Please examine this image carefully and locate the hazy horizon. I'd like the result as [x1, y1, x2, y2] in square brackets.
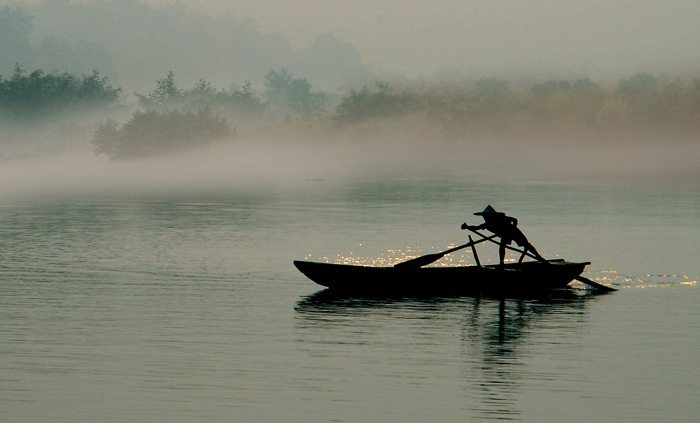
[8, 0, 700, 81]
[146, 0, 700, 79]
[2, 0, 699, 198]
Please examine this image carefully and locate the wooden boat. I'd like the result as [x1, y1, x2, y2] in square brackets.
[293, 259, 591, 295]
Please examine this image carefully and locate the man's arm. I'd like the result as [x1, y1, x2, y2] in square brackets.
[461, 222, 485, 230]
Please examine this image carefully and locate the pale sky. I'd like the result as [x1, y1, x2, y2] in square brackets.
[30, 0, 700, 78]
[149, 0, 700, 78]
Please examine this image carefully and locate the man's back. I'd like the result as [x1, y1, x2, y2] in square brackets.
[482, 214, 528, 246]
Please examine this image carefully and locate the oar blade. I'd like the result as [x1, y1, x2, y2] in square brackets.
[394, 237, 494, 269]
[575, 275, 617, 292]
[394, 253, 445, 269]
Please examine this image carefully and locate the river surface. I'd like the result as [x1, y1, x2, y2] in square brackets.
[1, 171, 699, 423]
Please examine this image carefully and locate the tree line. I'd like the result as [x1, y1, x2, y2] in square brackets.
[0, 65, 325, 122]
[90, 69, 327, 160]
[3, 64, 700, 159]
[334, 73, 700, 138]
[0, 64, 120, 121]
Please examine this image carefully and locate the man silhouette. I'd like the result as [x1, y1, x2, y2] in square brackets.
[461, 205, 546, 265]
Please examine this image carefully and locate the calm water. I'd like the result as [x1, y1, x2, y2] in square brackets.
[1, 173, 699, 423]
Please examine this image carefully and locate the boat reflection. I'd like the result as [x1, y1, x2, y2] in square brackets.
[295, 288, 601, 315]
[457, 295, 592, 420]
[295, 289, 605, 420]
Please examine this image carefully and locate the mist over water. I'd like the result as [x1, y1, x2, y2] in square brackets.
[2, 129, 698, 201]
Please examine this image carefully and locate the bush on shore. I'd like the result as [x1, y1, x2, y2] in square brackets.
[92, 107, 231, 160]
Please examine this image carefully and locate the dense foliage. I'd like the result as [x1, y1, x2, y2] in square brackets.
[92, 108, 231, 160]
[135, 72, 267, 124]
[4, 60, 700, 161]
[335, 81, 410, 123]
[263, 69, 328, 119]
[333, 73, 700, 138]
[0, 65, 120, 121]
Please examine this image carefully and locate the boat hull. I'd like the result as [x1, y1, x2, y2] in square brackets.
[293, 260, 590, 295]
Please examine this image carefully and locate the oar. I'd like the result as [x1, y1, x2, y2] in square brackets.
[394, 235, 497, 269]
[464, 228, 617, 292]
[572, 274, 616, 292]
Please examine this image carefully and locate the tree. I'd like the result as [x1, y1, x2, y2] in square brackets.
[187, 79, 217, 98]
[226, 80, 267, 120]
[263, 68, 294, 110]
[472, 77, 509, 98]
[263, 68, 327, 119]
[287, 77, 327, 118]
[531, 80, 571, 97]
[615, 73, 661, 119]
[335, 81, 407, 123]
[92, 119, 120, 157]
[135, 71, 182, 108]
[78, 70, 122, 104]
[572, 78, 599, 92]
[92, 108, 231, 160]
[617, 73, 657, 97]
[0, 65, 121, 121]
[134, 74, 268, 123]
[471, 77, 511, 118]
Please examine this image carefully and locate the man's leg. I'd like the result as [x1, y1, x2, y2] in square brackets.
[518, 248, 527, 263]
[526, 244, 546, 262]
[499, 239, 507, 265]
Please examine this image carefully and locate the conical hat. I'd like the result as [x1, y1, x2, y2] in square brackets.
[474, 205, 505, 216]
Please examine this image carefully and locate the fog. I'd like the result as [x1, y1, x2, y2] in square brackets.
[2, 0, 699, 198]
[3, 128, 697, 201]
[8, 0, 700, 88]
[0, 138, 458, 198]
[152, 0, 700, 79]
